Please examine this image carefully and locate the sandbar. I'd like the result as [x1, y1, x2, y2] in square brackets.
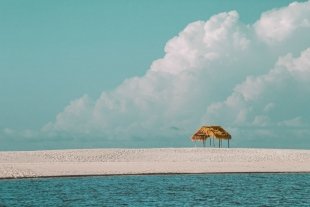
[0, 148, 310, 179]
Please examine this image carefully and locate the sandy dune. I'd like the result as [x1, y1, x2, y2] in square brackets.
[0, 148, 310, 179]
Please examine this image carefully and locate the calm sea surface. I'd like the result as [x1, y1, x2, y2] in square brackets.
[0, 173, 309, 206]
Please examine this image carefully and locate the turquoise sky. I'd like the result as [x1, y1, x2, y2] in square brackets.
[1, 0, 309, 150]
[0, 0, 301, 129]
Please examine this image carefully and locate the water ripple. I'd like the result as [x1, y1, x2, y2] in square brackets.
[0, 173, 310, 206]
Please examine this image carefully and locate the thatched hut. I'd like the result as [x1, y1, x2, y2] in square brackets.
[192, 130, 210, 147]
[191, 125, 231, 148]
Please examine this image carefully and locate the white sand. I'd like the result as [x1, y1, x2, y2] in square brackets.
[0, 148, 310, 179]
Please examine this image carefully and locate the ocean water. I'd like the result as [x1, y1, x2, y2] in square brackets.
[0, 174, 309, 207]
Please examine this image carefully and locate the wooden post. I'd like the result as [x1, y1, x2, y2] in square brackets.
[203, 139, 206, 147]
[228, 139, 230, 148]
[209, 138, 211, 146]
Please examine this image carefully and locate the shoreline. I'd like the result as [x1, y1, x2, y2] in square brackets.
[1, 171, 310, 181]
[1, 148, 310, 179]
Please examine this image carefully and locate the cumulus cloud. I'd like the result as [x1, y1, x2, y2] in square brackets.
[41, 1, 310, 148]
[205, 48, 310, 126]
[255, 1, 310, 43]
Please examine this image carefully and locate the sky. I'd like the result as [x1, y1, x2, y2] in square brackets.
[1, 0, 310, 150]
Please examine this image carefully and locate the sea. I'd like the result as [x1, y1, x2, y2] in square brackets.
[0, 173, 309, 206]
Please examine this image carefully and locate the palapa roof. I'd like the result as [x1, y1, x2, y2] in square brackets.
[192, 131, 210, 141]
[191, 125, 231, 141]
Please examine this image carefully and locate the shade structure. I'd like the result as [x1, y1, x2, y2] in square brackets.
[191, 125, 231, 148]
[192, 131, 210, 141]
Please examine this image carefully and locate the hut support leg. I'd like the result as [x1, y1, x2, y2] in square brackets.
[209, 138, 211, 146]
[219, 139, 220, 148]
[203, 140, 206, 147]
[228, 140, 230, 148]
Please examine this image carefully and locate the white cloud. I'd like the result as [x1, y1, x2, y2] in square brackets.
[150, 11, 251, 75]
[43, 95, 95, 134]
[278, 48, 310, 81]
[255, 1, 310, 43]
[1, 128, 38, 139]
[39, 1, 310, 147]
[278, 117, 304, 127]
[44, 10, 255, 138]
[204, 48, 310, 145]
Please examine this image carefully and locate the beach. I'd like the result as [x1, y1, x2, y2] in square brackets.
[0, 148, 310, 179]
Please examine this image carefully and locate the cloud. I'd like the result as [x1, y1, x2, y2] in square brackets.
[26, 1, 310, 148]
[255, 1, 310, 43]
[205, 48, 310, 126]
[204, 48, 310, 148]
[43, 95, 95, 134]
[44, 10, 255, 139]
[150, 11, 251, 75]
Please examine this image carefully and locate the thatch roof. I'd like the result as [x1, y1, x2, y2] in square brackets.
[192, 131, 210, 141]
[191, 125, 231, 141]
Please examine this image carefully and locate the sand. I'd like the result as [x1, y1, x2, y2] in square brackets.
[0, 148, 310, 179]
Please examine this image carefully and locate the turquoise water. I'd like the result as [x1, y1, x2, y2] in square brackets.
[0, 174, 309, 206]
